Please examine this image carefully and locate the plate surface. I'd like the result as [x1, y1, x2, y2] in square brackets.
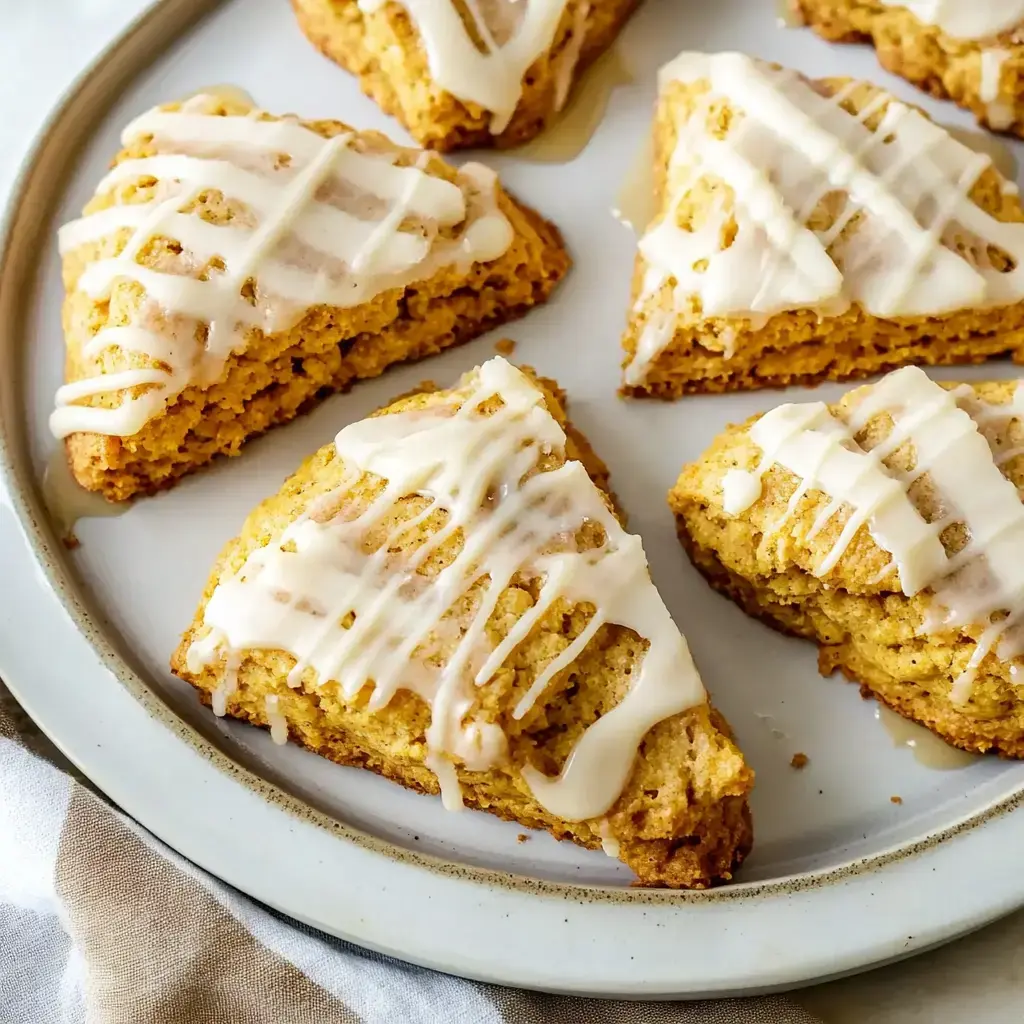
[4, 0, 1024, 998]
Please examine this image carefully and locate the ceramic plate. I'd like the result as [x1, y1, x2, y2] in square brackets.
[4, 0, 1024, 998]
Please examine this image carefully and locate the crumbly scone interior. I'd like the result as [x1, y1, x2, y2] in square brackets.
[621, 53, 1024, 395]
[173, 360, 752, 887]
[672, 370, 1024, 755]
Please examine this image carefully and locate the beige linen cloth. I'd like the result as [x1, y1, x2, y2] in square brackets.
[0, 684, 822, 1024]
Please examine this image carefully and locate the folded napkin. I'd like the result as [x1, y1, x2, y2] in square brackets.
[0, 683, 822, 1024]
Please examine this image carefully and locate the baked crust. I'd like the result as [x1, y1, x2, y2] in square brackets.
[670, 379, 1024, 758]
[621, 70, 1024, 398]
[172, 368, 754, 888]
[290, 0, 640, 150]
[795, 0, 1024, 136]
[59, 96, 570, 502]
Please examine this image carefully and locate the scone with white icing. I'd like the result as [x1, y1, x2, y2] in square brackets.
[53, 94, 569, 501]
[291, 0, 640, 150]
[172, 358, 754, 888]
[672, 365, 1024, 757]
[621, 52, 1024, 398]
[795, 1, 1024, 135]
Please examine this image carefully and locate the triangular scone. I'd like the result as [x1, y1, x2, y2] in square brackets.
[795, 1, 1024, 136]
[291, 0, 640, 150]
[671, 365, 1024, 757]
[621, 52, 1024, 397]
[172, 358, 753, 888]
[53, 94, 569, 501]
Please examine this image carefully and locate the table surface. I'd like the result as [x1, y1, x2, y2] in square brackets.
[5, 3, 1021, 1021]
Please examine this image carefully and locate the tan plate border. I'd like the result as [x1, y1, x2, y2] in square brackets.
[2, 0, 1024, 912]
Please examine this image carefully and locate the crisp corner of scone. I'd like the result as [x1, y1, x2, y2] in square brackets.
[619, 50, 1024, 399]
[50, 94, 569, 502]
[172, 356, 753, 888]
[290, 0, 640, 150]
[672, 364, 1024, 760]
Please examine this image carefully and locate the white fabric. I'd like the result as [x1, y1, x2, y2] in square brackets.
[0, 739, 71, 912]
[0, 738, 81, 1024]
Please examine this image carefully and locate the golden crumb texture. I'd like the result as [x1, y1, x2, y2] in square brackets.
[670, 379, 1024, 759]
[60, 95, 570, 502]
[622, 73, 1024, 398]
[172, 367, 754, 888]
[795, 0, 1024, 136]
[290, 0, 640, 150]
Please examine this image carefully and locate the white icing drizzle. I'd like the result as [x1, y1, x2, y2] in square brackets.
[722, 366, 1024, 701]
[625, 53, 1024, 386]
[980, 48, 1014, 129]
[51, 96, 514, 439]
[597, 818, 621, 858]
[186, 358, 705, 821]
[211, 651, 240, 717]
[357, 0, 570, 133]
[552, 1, 590, 113]
[980, 48, 1009, 102]
[880, 1, 1024, 40]
[264, 695, 289, 745]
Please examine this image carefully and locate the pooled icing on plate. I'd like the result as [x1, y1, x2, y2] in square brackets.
[357, 0, 579, 133]
[722, 365, 1024, 702]
[186, 358, 706, 821]
[51, 95, 513, 439]
[624, 52, 1024, 385]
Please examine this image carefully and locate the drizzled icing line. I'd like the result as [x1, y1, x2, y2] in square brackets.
[186, 358, 706, 822]
[357, 0, 574, 133]
[722, 366, 1024, 702]
[51, 95, 514, 440]
[977, 48, 1015, 130]
[624, 52, 1024, 385]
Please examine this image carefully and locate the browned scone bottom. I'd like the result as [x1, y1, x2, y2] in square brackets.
[60, 97, 570, 503]
[290, 0, 640, 150]
[172, 371, 753, 888]
[670, 381, 1024, 759]
[623, 302, 1024, 398]
[794, 0, 1024, 136]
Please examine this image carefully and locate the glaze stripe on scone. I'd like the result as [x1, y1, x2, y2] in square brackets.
[671, 365, 1024, 757]
[173, 358, 753, 887]
[794, 1, 1024, 135]
[621, 51, 1024, 397]
[54, 93, 569, 501]
[291, 0, 640, 150]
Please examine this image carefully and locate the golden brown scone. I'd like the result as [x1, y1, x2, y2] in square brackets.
[290, 0, 640, 150]
[56, 94, 569, 502]
[621, 53, 1024, 398]
[671, 371, 1024, 758]
[794, 0, 1024, 135]
[173, 362, 753, 888]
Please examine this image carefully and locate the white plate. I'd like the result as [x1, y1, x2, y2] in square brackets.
[4, 0, 1024, 998]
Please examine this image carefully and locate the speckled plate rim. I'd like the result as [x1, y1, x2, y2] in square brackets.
[4, 0, 1024, 997]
